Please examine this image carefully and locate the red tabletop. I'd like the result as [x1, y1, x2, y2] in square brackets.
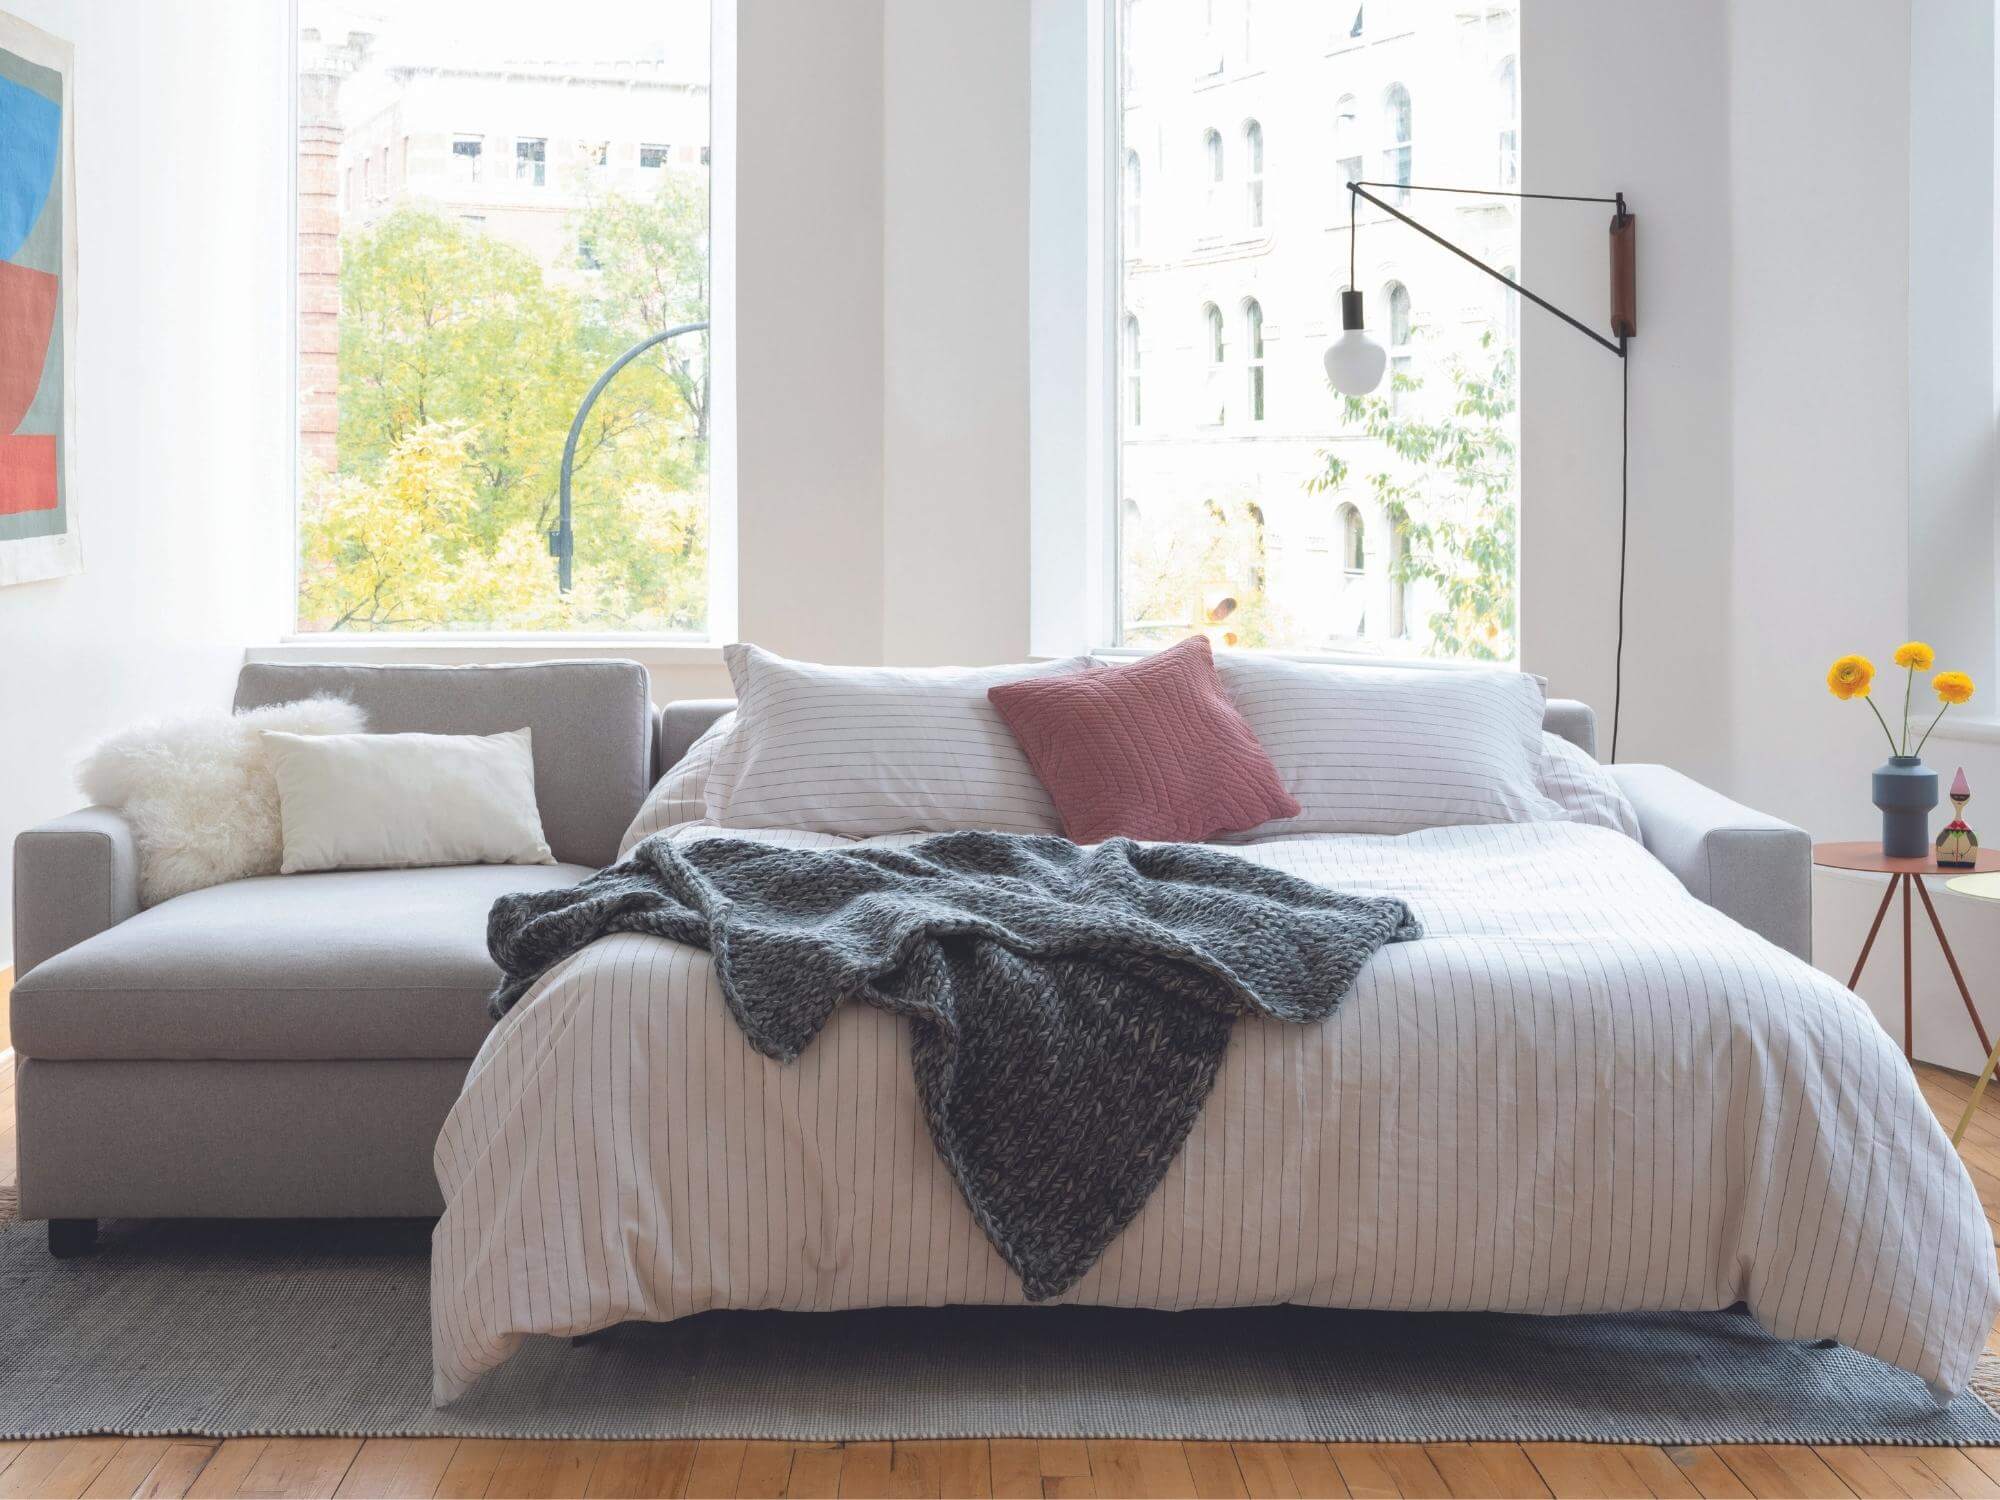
[1812, 841, 2000, 875]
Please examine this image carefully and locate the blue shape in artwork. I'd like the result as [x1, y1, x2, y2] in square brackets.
[0, 73, 60, 263]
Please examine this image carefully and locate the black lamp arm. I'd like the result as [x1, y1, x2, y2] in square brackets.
[1346, 182, 1628, 359]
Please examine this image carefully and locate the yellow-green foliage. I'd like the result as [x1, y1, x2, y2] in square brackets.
[299, 184, 709, 633]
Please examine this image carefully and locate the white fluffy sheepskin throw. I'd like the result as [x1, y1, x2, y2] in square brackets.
[76, 696, 367, 906]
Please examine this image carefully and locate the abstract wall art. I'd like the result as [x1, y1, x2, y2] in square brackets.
[0, 10, 75, 585]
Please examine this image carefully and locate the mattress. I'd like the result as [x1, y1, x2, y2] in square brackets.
[430, 819, 1998, 1404]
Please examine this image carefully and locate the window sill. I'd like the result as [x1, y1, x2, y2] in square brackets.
[1923, 714, 2000, 746]
[250, 636, 728, 668]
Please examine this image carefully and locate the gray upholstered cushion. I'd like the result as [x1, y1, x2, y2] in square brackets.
[1610, 763, 1812, 961]
[1542, 698, 1596, 757]
[12, 806, 140, 980]
[11, 863, 593, 1062]
[233, 660, 652, 867]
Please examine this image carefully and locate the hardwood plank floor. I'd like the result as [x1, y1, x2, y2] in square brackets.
[5, 954, 2000, 1497]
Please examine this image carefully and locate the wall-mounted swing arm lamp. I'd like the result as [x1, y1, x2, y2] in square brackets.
[1323, 180, 1639, 756]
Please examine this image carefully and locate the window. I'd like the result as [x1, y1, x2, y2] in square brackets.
[1202, 128, 1224, 232]
[294, 0, 717, 635]
[1123, 150, 1142, 254]
[1243, 119, 1264, 230]
[1379, 83, 1411, 203]
[1112, 0, 1518, 660]
[515, 136, 546, 186]
[1495, 55, 1518, 186]
[1243, 299, 1264, 421]
[1339, 503, 1365, 574]
[1124, 315, 1143, 427]
[640, 142, 671, 169]
[1385, 279, 1412, 407]
[1332, 94, 1361, 193]
[1202, 301, 1226, 424]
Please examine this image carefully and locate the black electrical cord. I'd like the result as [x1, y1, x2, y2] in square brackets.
[1610, 337, 1630, 763]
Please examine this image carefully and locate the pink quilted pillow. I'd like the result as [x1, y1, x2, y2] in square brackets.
[987, 636, 1300, 844]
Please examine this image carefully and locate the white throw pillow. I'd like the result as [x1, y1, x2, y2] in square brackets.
[76, 696, 368, 906]
[1212, 654, 1564, 837]
[262, 727, 554, 873]
[1538, 730, 1640, 839]
[619, 710, 736, 856]
[707, 644, 1096, 836]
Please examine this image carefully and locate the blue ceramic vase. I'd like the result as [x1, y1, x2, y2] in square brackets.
[1874, 755, 1939, 859]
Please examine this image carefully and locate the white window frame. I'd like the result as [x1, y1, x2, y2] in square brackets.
[279, 0, 739, 656]
[1028, 0, 1513, 667]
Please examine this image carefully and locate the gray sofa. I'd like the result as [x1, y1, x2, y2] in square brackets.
[9, 663, 1810, 1255]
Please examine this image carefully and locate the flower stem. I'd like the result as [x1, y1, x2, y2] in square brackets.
[1914, 703, 1952, 759]
[1867, 696, 1902, 756]
[1903, 664, 1915, 754]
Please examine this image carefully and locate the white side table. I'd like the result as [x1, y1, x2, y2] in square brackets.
[1943, 870, 2000, 1145]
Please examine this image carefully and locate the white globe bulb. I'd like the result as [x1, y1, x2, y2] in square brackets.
[1323, 330, 1388, 396]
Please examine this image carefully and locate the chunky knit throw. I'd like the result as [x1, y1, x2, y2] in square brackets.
[487, 831, 1421, 1300]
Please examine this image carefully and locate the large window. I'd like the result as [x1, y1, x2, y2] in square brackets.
[1115, 0, 1519, 661]
[295, 1, 714, 634]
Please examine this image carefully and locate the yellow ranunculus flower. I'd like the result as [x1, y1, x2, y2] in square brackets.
[1827, 655, 1875, 701]
[1895, 641, 1936, 670]
[1935, 670, 1975, 706]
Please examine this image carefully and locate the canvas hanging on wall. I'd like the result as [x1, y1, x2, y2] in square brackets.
[0, 9, 76, 586]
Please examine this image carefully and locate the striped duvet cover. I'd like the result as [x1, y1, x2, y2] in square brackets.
[430, 817, 1999, 1405]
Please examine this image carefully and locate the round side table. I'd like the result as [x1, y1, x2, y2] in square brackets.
[1945, 871, 2000, 1144]
[1813, 842, 2000, 1066]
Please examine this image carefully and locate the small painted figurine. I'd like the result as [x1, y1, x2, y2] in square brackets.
[1937, 766, 1980, 867]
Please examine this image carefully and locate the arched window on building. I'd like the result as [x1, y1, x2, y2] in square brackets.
[1338, 503, 1366, 575]
[1495, 55, 1519, 187]
[1500, 263, 1519, 343]
[1243, 299, 1265, 421]
[1380, 83, 1412, 204]
[1203, 128, 1225, 230]
[1385, 280, 1412, 405]
[1333, 95, 1362, 197]
[1123, 150, 1142, 254]
[1124, 314, 1143, 427]
[1243, 119, 1265, 230]
[1202, 301, 1227, 424]
[1387, 524, 1410, 638]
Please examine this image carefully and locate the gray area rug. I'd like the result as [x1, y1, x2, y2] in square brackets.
[3, 1219, 1999, 1445]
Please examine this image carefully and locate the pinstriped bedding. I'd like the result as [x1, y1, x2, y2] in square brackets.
[430, 811, 2000, 1406]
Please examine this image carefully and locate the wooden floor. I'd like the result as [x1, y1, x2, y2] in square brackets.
[8, 963, 2000, 1496]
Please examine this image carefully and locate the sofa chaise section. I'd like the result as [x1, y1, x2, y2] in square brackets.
[10, 659, 655, 1250]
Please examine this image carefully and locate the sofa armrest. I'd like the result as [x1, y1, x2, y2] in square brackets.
[1608, 765, 1811, 961]
[12, 807, 140, 980]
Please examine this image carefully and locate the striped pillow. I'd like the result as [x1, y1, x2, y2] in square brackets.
[707, 645, 1095, 836]
[1538, 731, 1640, 839]
[1212, 654, 1564, 838]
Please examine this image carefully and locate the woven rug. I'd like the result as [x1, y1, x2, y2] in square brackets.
[3, 1219, 1999, 1445]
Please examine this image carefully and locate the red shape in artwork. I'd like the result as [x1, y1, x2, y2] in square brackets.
[0, 260, 59, 432]
[0, 434, 57, 513]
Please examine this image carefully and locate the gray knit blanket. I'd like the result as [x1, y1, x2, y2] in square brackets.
[486, 831, 1420, 1300]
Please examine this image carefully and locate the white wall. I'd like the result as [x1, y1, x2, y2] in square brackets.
[0, 0, 293, 967]
[733, 0, 885, 667]
[1518, 0, 1735, 788]
[882, 0, 1032, 666]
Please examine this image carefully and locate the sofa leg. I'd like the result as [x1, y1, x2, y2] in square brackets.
[47, 1219, 97, 1258]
